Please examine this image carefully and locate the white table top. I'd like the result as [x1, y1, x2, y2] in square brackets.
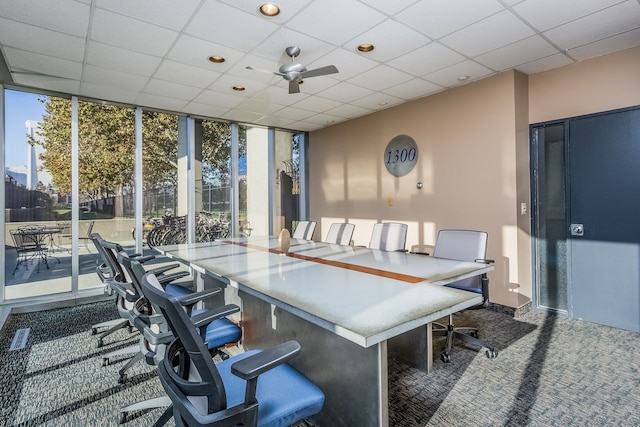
[157, 236, 493, 348]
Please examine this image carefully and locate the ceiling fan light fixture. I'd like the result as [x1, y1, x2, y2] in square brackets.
[232, 85, 245, 91]
[208, 55, 225, 63]
[259, 3, 280, 17]
[358, 43, 375, 53]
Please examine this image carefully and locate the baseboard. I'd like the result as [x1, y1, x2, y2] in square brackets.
[488, 301, 532, 318]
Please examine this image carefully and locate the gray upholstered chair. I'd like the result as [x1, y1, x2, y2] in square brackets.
[369, 222, 407, 251]
[431, 229, 497, 362]
[292, 220, 316, 240]
[324, 223, 355, 245]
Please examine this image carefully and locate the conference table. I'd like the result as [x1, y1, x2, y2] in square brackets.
[156, 236, 494, 427]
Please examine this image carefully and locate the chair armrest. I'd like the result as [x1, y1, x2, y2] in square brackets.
[175, 287, 222, 307]
[131, 254, 155, 263]
[149, 263, 182, 276]
[110, 281, 138, 302]
[231, 340, 301, 380]
[190, 304, 240, 330]
[475, 258, 495, 264]
[157, 271, 190, 285]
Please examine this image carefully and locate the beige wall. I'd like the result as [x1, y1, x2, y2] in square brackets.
[529, 46, 640, 123]
[309, 70, 526, 308]
[308, 47, 640, 309]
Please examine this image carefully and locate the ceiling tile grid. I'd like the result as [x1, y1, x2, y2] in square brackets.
[0, 0, 638, 131]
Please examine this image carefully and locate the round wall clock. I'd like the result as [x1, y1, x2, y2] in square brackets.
[384, 135, 418, 177]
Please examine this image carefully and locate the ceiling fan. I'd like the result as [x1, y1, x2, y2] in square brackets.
[246, 46, 338, 94]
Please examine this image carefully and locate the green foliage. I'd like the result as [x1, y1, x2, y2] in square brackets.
[34, 97, 238, 199]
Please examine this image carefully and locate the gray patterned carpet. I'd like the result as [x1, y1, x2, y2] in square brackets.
[1, 302, 639, 426]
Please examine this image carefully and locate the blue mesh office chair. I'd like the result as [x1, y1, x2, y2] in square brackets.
[142, 271, 325, 427]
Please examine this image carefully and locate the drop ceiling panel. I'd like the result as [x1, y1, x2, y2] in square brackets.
[4, 47, 82, 79]
[0, 0, 90, 37]
[249, 27, 335, 64]
[316, 82, 375, 103]
[91, 9, 179, 57]
[423, 60, 493, 87]
[346, 19, 432, 62]
[154, 60, 221, 88]
[325, 103, 372, 120]
[396, 0, 504, 39]
[568, 28, 640, 61]
[80, 81, 139, 104]
[193, 89, 245, 109]
[135, 93, 189, 112]
[543, 1, 640, 50]
[359, 0, 420, 15]
[475, 36, 558, 70]
[185, 1, 278, 51]
[348, 65, 413, 91]
[291, 96, 342, 113]
[13, 74, 81, 94]
[440, 10, 535, 57]
[182, 102, 230, 119]
[285, 0, 386, 45]
[388, 42, 465, 77]
[82, 64, 148, 92]
[308, 48, 378, 81]
[515, 53, 574, 75]
[167, 35, 246, 72]
[382, 78, 443, 100]
[350, 92, 405, 110]
[86, 42, 162, 77]
[513, 0, 626, 32]
[0, 18, 85, 62]
[219, 0, 314, 24]
[143, 79, 204, 101]
[95, 0, 201, 31]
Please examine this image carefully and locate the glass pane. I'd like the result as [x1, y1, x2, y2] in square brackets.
[240, 125, 268, 236]
[534, 124, 568, 311]
[274, 129, 301, 234]
[78, 100, 135, 290]
[142, 111, 181, 246]
[4, 90, 72, 299]
[197, 119, 232, 241]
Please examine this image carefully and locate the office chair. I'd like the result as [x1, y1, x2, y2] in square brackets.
[89, 233, 134, 348]
[292, 220, 316, 240]
[324, 223, 355, 245]
[141, 271, 325, 427]
[369, 222, 408, 251]
[431, 229, 497, 362]
[115, 256, 242, 426]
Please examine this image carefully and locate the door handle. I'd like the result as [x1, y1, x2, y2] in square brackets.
[570, 223, 584, 236]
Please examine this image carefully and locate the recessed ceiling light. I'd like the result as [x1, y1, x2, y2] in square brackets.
[357, 44, 374, 53]
[458, 75, 470, 81]
[208, 55, 225, 63]
[378, 102, 388, 106]
[259, 3, 280, 17]
[232, 86, 246, 91]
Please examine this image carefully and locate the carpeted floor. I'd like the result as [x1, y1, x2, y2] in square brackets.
[1, 302, 639, 426]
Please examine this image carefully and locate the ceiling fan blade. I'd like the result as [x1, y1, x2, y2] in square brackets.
[300, 65, 338, 79]
[245, 65, 284, 77]
[289, 80, 300, 94]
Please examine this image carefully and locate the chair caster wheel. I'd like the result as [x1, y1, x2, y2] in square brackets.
[441, 353, 451, 363]
[91, 328, 98, 335]
[485, 349, 497, 359]
[97, 340, 103, 348]
[470, 331, 478, 338]
[118, 375, 126, 384]
[118, 412, 126, 424]
[102, 358, 109, 367]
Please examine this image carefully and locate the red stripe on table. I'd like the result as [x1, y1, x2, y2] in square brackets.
[224, 240, 424, 284]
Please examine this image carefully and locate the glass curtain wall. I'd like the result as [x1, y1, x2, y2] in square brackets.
[77, 100, 135, 290]
[2, 88, 309, 303]
[196, 118, 233, 241]
[3, 90, 72, 299]
[141, 111, 181, 247]
[274, 130, 302, 235]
